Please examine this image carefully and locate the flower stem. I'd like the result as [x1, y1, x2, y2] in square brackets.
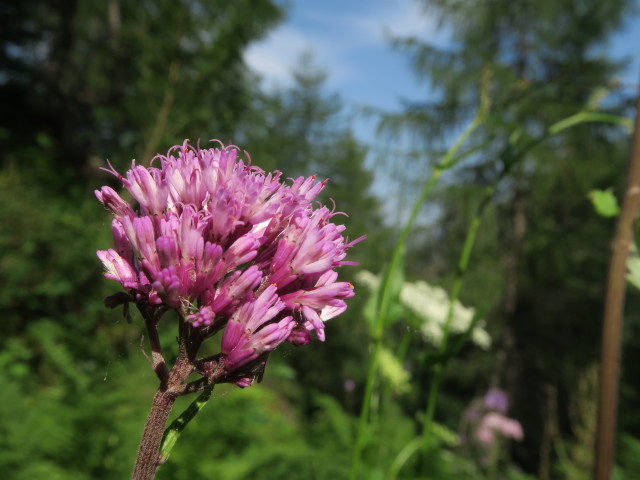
[132, 330, 194, 479]
[132, 389, 178, 480]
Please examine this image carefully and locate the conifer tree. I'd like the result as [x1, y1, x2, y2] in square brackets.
[382, 0, 635, 474]
[0, 0, 283, 179]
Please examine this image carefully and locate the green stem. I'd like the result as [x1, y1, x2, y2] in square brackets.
[419, 199, 488, 453]
[349, 114, 485, 480]
[548, 111, 631, 135]
[488, 438, 501, 479]
[349, 339, 381, 480]
[387, 437, 423, 479]
[349, 172, 441, 480]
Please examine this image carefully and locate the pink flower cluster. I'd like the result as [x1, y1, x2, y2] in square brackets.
[475, 412, 524, 446]
[96, 140, 362, 382]
[469, 388, 524, 446]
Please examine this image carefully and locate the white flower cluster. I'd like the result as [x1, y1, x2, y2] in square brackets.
[356, 271, 491, 349]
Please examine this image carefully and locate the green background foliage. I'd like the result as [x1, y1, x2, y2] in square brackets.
[0, 0, 638, 478]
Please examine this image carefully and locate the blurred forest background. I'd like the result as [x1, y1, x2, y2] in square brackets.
[1, 0, 640, 479]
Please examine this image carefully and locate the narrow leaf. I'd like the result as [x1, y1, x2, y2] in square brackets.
[159, 386, 213, 464]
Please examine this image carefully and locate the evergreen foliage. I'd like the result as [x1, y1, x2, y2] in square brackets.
[378, 0, 637, 474]
[0, 0, 638, 478]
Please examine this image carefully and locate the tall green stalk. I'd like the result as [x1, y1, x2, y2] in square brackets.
[419, 176, 500, 453]
[349, 112, 486, 480]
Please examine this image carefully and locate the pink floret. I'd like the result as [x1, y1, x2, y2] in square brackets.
[96, 140, 362, 383]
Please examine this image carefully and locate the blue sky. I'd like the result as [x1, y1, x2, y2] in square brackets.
[246, 0, 445, 112]
[245, 0, 639, 215]
[246, 0, 640, 116]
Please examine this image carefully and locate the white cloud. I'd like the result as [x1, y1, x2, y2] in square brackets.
[245, 23, 355, 88]
[244, 0, 446, 89]
[381, 0, 442, 40]
[302, 0, 442, 48]
[244, 26, 311, 85]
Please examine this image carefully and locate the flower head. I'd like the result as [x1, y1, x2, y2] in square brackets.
[484, 388, 509, 413]
[475, 412, 524, 445]
[462, 389, 523, 450]
[97, 140, 363, 385]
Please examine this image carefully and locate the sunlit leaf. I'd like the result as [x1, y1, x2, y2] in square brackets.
[588, 189, 620, 218]
[377, 346, 411, 394]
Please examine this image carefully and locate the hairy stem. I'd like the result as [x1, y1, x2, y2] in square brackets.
[131, 329, 194, 479]
[131, 389, 178, 480]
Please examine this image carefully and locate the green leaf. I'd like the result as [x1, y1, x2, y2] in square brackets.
[377, 346, 411, 394]
[313, 394, 354, 448]
[429, 421, 459, 447]
[588, 189, 620, 218]
[159, 386, 213, 464]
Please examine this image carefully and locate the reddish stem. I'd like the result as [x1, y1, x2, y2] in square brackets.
[595, 87, 640, 479]
[131, 326, 194, 479]
[131, 389, 177, 480]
